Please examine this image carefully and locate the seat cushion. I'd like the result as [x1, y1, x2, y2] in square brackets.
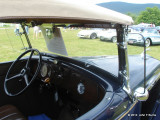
[0, 104, 26, 120]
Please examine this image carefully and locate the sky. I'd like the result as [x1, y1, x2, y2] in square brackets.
[67, 0, 160, 4]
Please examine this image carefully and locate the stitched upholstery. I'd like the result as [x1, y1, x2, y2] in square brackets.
[0, 105, 26, 120]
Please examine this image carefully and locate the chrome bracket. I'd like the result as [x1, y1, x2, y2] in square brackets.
[116, 25, 132, 100]
[117, 42, 127, 49]
[134, 87, 149, 101]
[119, 70, 132, 100]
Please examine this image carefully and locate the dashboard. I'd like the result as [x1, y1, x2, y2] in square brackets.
[35, 57, 105, 107]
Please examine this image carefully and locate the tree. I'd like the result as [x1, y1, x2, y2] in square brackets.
[137, 6, 160, 26]
[126, 12, 137, 23]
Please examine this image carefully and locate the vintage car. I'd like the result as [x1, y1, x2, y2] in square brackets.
[156, 26, 160, 33]
[98, 29, 117, 42]
[127, 28, 160, 47]
[0, 0, 160, 120]
[128, 25, 143, 33]
[77, 28, 104, 39]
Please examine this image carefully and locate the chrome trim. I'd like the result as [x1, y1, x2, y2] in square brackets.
[117, 42, 127, 49]
[134, 87, 149, 101]
[118, 68, 160, 119]
[117, 100, 138, 120]
[119, 70, 131, 97]
[123, 32, 131, 95]
[132, 67, 160, 102]
[117, 25, 131, 99]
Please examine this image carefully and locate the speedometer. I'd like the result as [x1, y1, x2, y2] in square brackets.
[41, 63, 48, 77]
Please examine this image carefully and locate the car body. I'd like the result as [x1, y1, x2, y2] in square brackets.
[127, 28, 160, 47]
[0, 0, 160, 120]
[77, 28, 104, 39]
[156, 26, 160, 33]
[128, 23, 155, 33]
[98, 29, 117, 42]
[138, 23, 153, 28]
[128, 25, 143, 33]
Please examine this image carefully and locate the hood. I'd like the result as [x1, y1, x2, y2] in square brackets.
[75, 55, 160, 91]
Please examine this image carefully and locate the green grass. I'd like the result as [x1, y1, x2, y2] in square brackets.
[0, 27, 159, 62]
[62, 29, 118, 56]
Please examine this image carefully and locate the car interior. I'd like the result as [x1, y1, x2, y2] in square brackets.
[0, 49, 113, 120]
[0, 1, 135, 119]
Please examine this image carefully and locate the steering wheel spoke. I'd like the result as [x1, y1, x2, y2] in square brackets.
[6, 74, 22, 82]
[26, 50, 34, 68]
[23, 74, 29, 86]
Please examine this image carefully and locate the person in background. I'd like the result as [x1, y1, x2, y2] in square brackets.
[152, 23, 155, 27]
[25, 26, 29, 35]
[14, 24, 20, 36]
[33, 26, 41, 39]
[33, 26, 39, 39]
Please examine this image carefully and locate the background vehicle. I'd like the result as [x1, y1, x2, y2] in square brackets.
[128, 25, 143, 33]
[138, 23, 153, 28]
[77, 28, 103, 39]
[128, 23, 155, 33]
[0, 0, 160, 120]
[156, 26, 160, 33]
[127, 28, 160, 47]
[98, 29, 117, 42]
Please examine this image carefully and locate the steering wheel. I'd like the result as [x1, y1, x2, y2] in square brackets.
[4, 49, 42, 96]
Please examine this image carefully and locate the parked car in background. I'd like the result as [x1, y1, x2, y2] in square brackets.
[0, 0, 160, 120]
[156, 26, 160, 33]
[99, 29, 117, 42]
[127, 28, 160, 47]
[77, 28, 103, 39]
[128, 23, 155, 34]
[128, 25, 143, 33]
[138, 23, 153, 28]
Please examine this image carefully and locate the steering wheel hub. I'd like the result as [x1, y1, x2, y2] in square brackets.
[20, 69, 26, 75]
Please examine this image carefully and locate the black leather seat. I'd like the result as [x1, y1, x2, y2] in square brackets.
[0, 105, 26, 120]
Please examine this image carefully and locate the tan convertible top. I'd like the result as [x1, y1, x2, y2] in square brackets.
[0, 0, 133, 25]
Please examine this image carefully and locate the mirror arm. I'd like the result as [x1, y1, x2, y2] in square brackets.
[21, 23, 32, 49]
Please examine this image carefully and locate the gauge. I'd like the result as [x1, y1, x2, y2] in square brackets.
[41, 63, 48, 77]
[77, 83, 85, 94]
[48, 66, 52, 77]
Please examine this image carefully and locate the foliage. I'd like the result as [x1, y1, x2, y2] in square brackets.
[98, 2, 160, 15]
[126, 12, 138, 23]
[137, 6, 160, 26]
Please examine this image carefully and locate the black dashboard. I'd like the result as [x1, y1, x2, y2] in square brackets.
[34, 57, 105, 110]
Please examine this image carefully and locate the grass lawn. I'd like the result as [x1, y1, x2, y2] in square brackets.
[0, 27, 159, 62]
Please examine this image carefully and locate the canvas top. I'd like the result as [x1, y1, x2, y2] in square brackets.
[0, 0, 133, 25]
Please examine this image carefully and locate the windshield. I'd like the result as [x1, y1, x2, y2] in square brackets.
[142, 29, 158, 34]
[0, 23, 160, 63]
[0, 24, 118, 61]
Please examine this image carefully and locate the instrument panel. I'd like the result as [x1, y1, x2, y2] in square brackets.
[39, 60, 60, 84]
[40, 63, 51, 78]
[37, 58, 105, 108]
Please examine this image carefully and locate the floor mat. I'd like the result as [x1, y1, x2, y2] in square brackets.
[28, 114, 51, 120]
